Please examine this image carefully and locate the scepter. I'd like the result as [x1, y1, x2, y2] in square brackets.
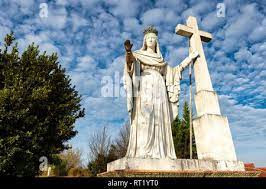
[189, 46, 197, 160]
[189, 55, 193, 160]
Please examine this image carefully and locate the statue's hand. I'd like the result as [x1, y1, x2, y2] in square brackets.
[189, 50, 200, 61]
[124, 40, 135, 70]
[124, 39, 133, 52]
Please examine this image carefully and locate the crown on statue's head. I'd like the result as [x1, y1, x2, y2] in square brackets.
[143, 26, 158, 36]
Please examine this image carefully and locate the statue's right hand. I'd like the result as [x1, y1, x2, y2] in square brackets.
[124, 39, 133, 52]
[189, 50, 200, 60]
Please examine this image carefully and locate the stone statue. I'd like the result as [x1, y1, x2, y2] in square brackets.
[105, 20, 245, 174]
[123, 26, 199, 159]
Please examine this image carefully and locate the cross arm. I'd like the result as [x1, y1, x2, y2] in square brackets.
[175, 24, 212, 42]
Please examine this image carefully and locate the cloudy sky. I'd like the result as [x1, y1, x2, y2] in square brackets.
[0, 0, 265, 166]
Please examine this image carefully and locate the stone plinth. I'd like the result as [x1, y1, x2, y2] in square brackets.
[193, 114, 237, 161]
[98, 170, 260, 177]
[194, 90, 221, 116]
[107, 158, 245, 172]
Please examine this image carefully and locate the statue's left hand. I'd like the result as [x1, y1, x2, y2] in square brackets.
[189, 51, 200, 60]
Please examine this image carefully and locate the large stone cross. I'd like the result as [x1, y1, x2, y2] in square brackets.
[176, 16, 213, 93]
[175, 16, 221, 117]
[175, 16, 238, 162]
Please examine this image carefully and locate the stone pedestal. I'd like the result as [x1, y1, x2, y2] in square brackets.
[193, 114, 237, 161]
[193, 90, 237, 161]
[107, 158, 245, 172]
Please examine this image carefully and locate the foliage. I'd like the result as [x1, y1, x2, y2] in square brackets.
[0, 33, 85, 176]
[108, 123, 130, 160]
[58, 148, 82, 172]
[68, 167, 91, 177]
[172, 101, 197, 159]
[87, 124, 130, 176]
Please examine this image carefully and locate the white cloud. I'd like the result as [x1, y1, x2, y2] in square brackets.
[75, 56, 96, 72]
[234, 48, 252, 62]
[155, 0, 187, 13]
[107, 0, 140, 17]
[141, 8, 178, 26]
[164, 45, 188, 67]
[16, 32, 60, 56]
[202, 11, 225, 31]
[221, 3, 264, 52]
[70, 12, 89, 32]
[219, 95, 266, 165]
[249, 24, 266, 43]
[68, 71, 99, 96]
[0, 25, 11, 41]
[225, 4, 257, 38]
[181, 1, 214, 20]
[123, 18, 142, 34]
[160, 31, 183, 47]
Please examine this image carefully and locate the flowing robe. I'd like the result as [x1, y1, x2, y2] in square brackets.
[123, 49, 189, 159]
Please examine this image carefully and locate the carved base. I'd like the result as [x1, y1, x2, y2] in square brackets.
[98, 169, 259, 177]
[106, 157, 245, 172]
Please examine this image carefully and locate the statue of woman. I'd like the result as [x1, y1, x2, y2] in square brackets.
[123, 26, 199, 159]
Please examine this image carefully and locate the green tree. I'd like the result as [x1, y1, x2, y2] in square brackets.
[172, 101, 197, 159]
[0, 33, 85, 176]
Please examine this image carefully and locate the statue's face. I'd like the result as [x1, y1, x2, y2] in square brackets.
[145, 33, 157, 49]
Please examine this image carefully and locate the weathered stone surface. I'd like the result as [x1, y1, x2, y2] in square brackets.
[107, 158, 245, 172]
[98, 170, 260, 177]
[194, 90, 221, 116]
[193, 114, 237, 161]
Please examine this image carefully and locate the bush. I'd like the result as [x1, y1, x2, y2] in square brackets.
[68, 167, 92, 177]
[39, 165, 59, 176]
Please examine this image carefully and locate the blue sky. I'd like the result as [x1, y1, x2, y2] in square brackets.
[0, 0, 265, 166]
